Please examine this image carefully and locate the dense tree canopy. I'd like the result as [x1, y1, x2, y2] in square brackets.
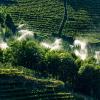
[77, 64, 100, 99]
[4, 40, 45, 69]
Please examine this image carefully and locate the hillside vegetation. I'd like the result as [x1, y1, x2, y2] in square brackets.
[0, 0, 100, 100]
[0, 0, 100, 34]
[0, 64, 88, 100]
[0, 39, 99, 99]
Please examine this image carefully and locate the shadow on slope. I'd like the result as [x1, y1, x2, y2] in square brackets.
[0, 0, 18, 5]
[68, 0, 100, 31]
[68, 0, 100, 14]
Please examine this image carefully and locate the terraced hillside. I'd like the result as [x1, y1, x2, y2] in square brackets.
[69, 0, 100, 27]
[0, 68, 87, 100]
[0, 0, 64, 34]
[1, 0, 100, 34]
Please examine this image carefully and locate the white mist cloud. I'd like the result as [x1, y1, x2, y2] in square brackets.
[17, 24, 34, 41]
[17, 29, 34, 41]
[17, 24, 25, 29]
[74, 39, 88, 60]
[0, 41, 8, 50]
[94, 51, 100, 64]
[41, 38, 62, 51]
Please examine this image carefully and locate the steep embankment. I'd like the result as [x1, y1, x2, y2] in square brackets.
[0, 65, 87, 100]
[1, 0, 100, 34]
[69, 0, 100, 27]
[0, 0, 64, 34]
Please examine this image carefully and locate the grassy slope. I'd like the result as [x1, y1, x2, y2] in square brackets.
[0, 63, 64, 87]
[0, 0, 99, 44]
[0, 65, 94, 100]
[69, 0, 100, 43]
[0, 0, 64, 34]
[69, 0, 100, 17]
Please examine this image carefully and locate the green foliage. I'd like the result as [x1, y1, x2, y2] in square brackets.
[3, 47, 13, 63]
[3, 41, 78, 83]
[75, 58, 83, 69]
[4, 40, 45, 69]
[45, 51, 62, 76]
[45, 51, 78, 82]
[0, 13, 5, 27]
[0, 0, 96, 35]
[83, 57, 97, 65]
[0, 13, 16, 40]
[64, 8, 93, 34]
[0, 1, 99, 99]
[0, 49, 3, 62]
[1, 38, 99, 99]
[0, 62, 35, 77]
[77, 64, 100, 99]
[5, 14, 16, 34]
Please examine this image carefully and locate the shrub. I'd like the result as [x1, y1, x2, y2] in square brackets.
[77, 64, 100, 99]
[0, 13, 5, 27]
[3, 47, 13, 63]
[45, 51, 78, 83]
[3, 40, 45, 69]
[5, 14, 16, 34]
[75, 58, 83, 69]
[0, 49, 3, 62]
